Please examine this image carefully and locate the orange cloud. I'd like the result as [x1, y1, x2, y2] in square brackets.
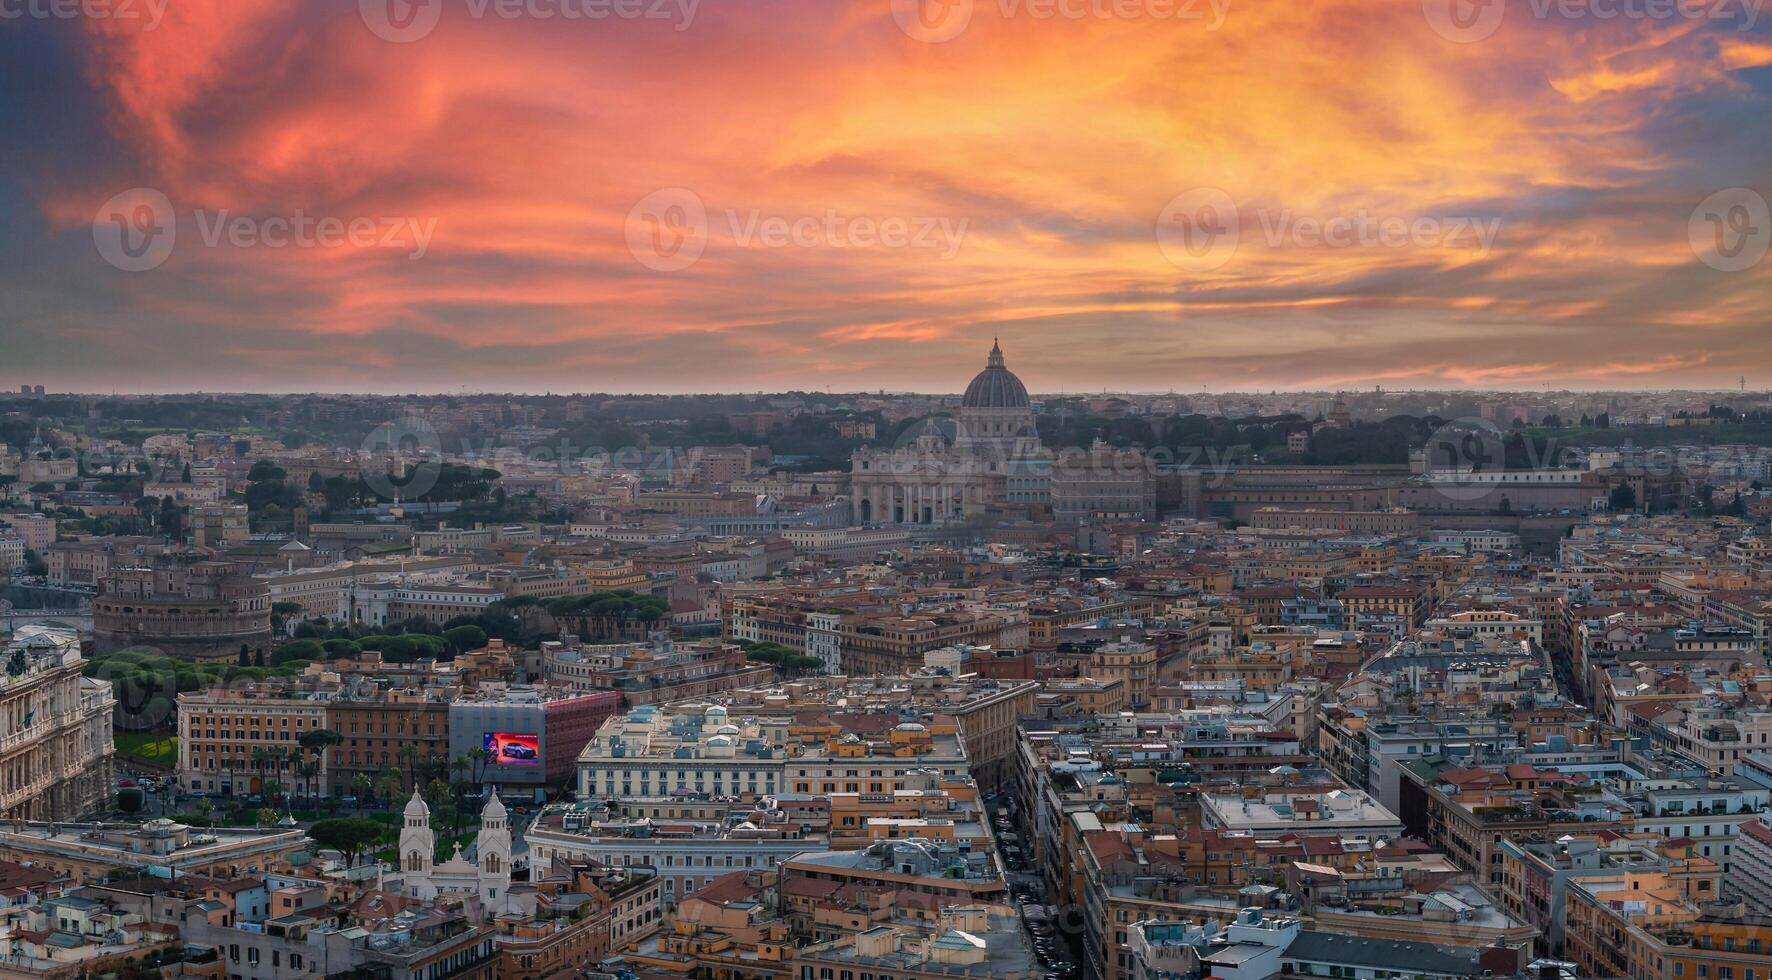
[7, 0, 1765, 392]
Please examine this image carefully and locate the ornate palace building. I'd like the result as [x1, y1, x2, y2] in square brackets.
[849, 340, 1049, 525]
[0, 625, 116, 820]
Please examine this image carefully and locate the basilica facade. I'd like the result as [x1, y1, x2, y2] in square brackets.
[849, 340, 1049, 525]
[395, 790, 513, 912]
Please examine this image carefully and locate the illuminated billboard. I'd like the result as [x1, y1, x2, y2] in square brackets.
[484, 731, 539, 766]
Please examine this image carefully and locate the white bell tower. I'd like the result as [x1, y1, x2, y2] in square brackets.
[477, 794, 512, 899]
[399, 790, 435, 878]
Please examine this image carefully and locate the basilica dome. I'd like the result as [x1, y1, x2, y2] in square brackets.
[961, 340, 1030, 409]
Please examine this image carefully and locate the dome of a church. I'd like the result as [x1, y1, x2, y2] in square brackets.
[405, 789, 429, 818]
[961, 340, 1030, 409]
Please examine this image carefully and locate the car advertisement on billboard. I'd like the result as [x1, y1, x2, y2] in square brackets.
[484, 732, 539, 766]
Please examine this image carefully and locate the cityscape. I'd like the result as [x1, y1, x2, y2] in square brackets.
[5, 2, 1772, 980]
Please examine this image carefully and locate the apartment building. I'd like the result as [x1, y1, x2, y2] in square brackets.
[1199, 789, 1403, 842]
[1565, 873, 1772, 980]
[450, 687, 625, 793]
[0, 532, 24, 575]
[45, 536, 161, 587]
[484, 564, 591, 601]
[0, 512, 56, 552]
[1396, 757, 1635, 886]
[576, 702, 971, 805]
[1498, 831, 1721, 957]
[177, 684, 330, 796]
[1335, 583, 1432, 632]
[256, 554, 476, 620]
[324, 689, 450, 799]
[0, 820, 305, 883]
[495, 863, 661, 979]
[538, 636, 765, 707]
[526, 802, 817, 909]
[684, 674, 1037, 790]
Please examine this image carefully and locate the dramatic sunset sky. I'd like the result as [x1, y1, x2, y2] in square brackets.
[3, 0, 1770, 394]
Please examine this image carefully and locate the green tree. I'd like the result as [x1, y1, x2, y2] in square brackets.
[399, 743, 421, 793]
[272, 640, 325, 665]
[306, 817, 385, 868]
[744, 642, 796, 666]
[158, 497, 186, 541]
[443, 625, 488, 654]
[247, 460, 287, 482]
[299, 728, 344, 753]
[469, 746, 493, 787]
[351, 772, 373, 812]
[424, 778, 459, 838]
[376, 765, 404, 806]
[295, 759, 321, 801]
[1609, 482, 1638, 512]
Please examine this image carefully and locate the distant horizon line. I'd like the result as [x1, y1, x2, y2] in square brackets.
[4, 387, 1769, 399]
